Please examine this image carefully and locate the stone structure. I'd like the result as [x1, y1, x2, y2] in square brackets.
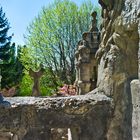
[0, 93, 111, 140]
[0, 0, 140, 140]
[75, 11, 100, 95]
[131, 80, 140, 140]
[29, 68, 44, 96]
[96, 0, 140, 139]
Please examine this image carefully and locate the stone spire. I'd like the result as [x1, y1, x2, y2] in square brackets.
[75, 11, 100, 95]
[89, 11, 98, 32]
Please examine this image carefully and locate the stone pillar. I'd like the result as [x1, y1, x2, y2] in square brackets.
[131, 18, 140, 140]
[75, 11, 99, 95]
[68, 128, 72, 140]
[131, 80, 140, 140]
[76, 41, 91, 95]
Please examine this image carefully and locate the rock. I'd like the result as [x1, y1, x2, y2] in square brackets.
[0, 94, 112, 140]
[98, 0, 140, 139]
[131, 80, 140, 140]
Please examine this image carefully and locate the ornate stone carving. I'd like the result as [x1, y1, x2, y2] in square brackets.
[75, 11, 100, 95]
[29, 68, 44, 96]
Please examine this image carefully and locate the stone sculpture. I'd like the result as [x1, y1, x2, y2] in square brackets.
[75, 11, 99, 95]
[29, 68, 44, 96]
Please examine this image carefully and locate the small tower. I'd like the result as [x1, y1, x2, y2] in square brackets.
[75, 11, 100, 95]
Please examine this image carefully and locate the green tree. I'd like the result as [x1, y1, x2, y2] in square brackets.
[1, 44, 24, 89]
[19, 45, 62, 96]
[0, 7, 13, 64]
[0, 6, 15, 89]
[20, 0, 100, 95]
[0, 7, 23, 89]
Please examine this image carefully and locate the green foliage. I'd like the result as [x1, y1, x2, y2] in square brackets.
[40, 69, 63, 96]
[18, 71, 32, 96]
[19, 0, 101, 96]
[18, 68, 63, 96]
[0, 7, 23, 89]
[1, 43, 23, 88]
[1, 44, 24, 89]
[0, 7, 13, 64]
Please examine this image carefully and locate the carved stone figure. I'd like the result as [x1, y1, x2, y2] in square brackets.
[29, 68, 44, 96]
[89, 11, 98, 32]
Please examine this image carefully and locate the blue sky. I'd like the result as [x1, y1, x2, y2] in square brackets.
[0, 0, 99, 45]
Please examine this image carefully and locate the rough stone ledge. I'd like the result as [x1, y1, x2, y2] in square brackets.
[2, 92, 112, 113]
[0, 92, 112, 138]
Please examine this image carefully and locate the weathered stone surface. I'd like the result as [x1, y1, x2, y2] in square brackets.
[75, 11, 99, 95]
[29, 68, 44, 96]
[97, 0, 140, 139]
[0, 94, 112, 140]
[0, 0, 140, 140]
[0, 132, 13, 140]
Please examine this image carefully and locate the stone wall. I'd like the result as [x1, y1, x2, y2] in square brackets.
[97, 0, 140, 139]
[0, 94, 111, 140]
[130, 1, 140, 139]
[0, 0, 140, 140]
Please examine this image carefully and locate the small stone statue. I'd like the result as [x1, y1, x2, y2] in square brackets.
[29, 68, 45, 96]
[89, 11, 98, 32]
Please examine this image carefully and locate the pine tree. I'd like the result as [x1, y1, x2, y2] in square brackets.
[0, 7, 13, 64]
[0, 7, 16, 89]
[1, 44, 24, 89]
